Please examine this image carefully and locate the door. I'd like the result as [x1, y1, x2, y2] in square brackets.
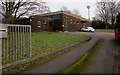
[64, 20, 68, 31]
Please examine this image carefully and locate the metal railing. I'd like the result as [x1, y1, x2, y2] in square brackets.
[0, 24, 31, 69]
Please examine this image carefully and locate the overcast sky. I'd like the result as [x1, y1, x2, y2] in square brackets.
[44, 0, 99, 20]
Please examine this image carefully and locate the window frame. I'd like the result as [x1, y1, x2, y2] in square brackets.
[74, 20, 76, 24]
[77, 20, 79, 24]
[70, 19, 72, 24]
[37, 21, 42, 28]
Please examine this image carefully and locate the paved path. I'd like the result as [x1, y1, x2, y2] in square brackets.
[82, 39, 116, 73]
[66, 32, 117, 73]
[22, 32, 117, 73]
[83, 32, 116, 73]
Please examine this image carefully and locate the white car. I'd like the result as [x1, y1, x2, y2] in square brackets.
[81, 27, 95, 32]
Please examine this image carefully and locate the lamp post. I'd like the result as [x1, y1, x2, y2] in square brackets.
[87, 5, 90, 20]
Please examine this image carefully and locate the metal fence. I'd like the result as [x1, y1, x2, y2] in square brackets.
[0, 24, 31, 69]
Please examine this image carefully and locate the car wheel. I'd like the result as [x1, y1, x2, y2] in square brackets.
[81, 30, 84, 32]
[89, 30, 92, 32]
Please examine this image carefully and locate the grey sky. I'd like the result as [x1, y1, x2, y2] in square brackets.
[44, 0, 99, 20]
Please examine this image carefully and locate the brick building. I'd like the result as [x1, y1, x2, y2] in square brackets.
[30, 11, 92, 32]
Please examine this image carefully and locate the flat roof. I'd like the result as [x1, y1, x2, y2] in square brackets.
[32, 11, 92, 22]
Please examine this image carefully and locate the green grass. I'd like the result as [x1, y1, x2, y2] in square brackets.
[2, 32, 88, 74]
[2, 32, 88, 65]
[31, 32, 88, 59]
[96, 29, 114, 32]
[116, 47, 120, 73]
[61, 42, 102, 73]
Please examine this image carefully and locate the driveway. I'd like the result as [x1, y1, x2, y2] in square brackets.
[22, 32, 118, 73]
[65, 32, 117, 73]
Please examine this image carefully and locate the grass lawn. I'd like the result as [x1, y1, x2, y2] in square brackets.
[96, 29, 114, 32]
[2, 32, 88, 74]
[61, 42, 102, 73]
[32, 32, 88, 59]
[117, 47, 120, 73]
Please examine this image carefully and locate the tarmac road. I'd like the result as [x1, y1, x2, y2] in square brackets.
[68, 32, 118, 73]
[22, 32, 118, 73]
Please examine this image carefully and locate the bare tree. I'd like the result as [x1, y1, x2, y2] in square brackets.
[60, 6, 72, 13]
[0, 0, 51, 24]
[72, 9, 81, 16]
[0, 3, 2, 23]
[97, 0, 110, 29]
[96, 0, 120, 29]
[108, 0, 120, 27]
[60, 6, 81, 17]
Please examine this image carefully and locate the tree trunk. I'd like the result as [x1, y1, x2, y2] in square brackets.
[105, 25, 108, 29]
[3, 16, 15, 24]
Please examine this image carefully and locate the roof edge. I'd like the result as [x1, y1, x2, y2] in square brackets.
[31, 11, 92, 22]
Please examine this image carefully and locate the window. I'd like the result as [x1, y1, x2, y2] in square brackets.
[44, 20, 47, 24]
[77, 21, 79, 24]
[54, 14, 61, 19]
[30, 19, 32, 21]
[49, 22, 53, 27]
[74, 20, 76, 24]
[38, 21, 41, 28]
[45, 14, 61, 19]
[70, 19, 72, 24]
[44, 20, 47, 27]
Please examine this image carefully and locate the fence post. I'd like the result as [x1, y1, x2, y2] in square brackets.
[0, 24, 7, 74]
[30, 26, 31, 57]
[0, 28, 2, 75]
